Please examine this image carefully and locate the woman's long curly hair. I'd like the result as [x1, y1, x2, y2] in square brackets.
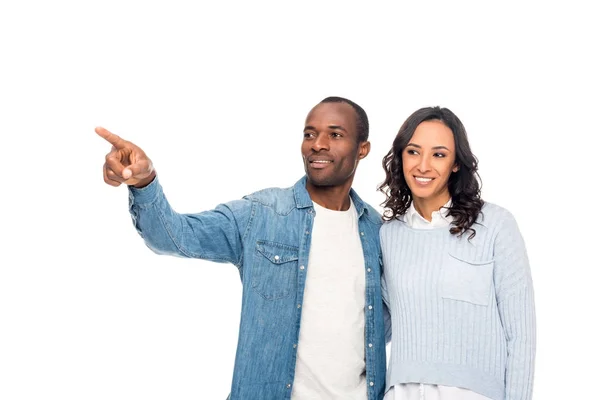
[378, 106, 484, 239]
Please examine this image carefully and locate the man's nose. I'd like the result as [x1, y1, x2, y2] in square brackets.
[311, 134, 330, 152]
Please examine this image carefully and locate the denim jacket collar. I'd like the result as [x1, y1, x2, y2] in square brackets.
[293, 176, 369, 219]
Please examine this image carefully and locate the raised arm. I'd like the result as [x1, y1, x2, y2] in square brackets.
[96, 127, 251, 268]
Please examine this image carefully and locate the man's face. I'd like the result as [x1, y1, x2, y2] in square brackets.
[301, 102, 369, 187]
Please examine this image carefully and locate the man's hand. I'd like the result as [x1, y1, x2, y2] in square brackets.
[95, 127, 156, 188]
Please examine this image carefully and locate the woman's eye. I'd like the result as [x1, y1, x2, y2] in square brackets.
[434, 153, 446, 158]
[406, 149, 418, 155]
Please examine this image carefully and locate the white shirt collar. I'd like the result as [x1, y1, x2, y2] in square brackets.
[404, 198, 453, 229]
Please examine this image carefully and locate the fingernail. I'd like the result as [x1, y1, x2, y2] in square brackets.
[123, 169, 131, 179]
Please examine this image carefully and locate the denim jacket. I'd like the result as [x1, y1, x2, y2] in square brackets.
[128, 176, 387, 400]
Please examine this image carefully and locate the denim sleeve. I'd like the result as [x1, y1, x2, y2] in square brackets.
[127, 177, 252, 268]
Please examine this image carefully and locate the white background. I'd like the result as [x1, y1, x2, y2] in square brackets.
[1, 1, 598, 399]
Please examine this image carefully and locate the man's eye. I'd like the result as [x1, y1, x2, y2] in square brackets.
[304, 132, 314, 139]
[331, 132, 342, 138]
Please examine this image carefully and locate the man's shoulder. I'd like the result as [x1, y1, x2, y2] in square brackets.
[362, 202, 383, 226]
[242, 183, 297, 215]
[245, 184, 295, 201]
[349, 189, 383, 226]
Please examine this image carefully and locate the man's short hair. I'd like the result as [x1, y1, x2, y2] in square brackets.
[320, 96, 369, 142]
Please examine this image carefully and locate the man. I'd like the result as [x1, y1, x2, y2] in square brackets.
[97, 97, 387, 400]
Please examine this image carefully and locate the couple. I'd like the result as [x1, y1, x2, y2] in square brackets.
[97, 97, 535, 400]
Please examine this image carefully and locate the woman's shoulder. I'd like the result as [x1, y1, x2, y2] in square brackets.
[478, 201, 519, 230]
[380, 216, 406, 233]
[381, 216, 405, 226]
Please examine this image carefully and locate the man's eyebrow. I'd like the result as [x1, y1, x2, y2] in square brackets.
[328, 125, 347, 132]
[304, 125, 348, 132]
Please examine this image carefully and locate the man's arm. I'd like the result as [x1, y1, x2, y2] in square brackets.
[96, 126, 250, 267]
[128, 177, 250, 266]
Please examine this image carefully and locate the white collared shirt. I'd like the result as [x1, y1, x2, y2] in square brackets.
[384, 199, 493, 400]
[404, 199, 453, 229]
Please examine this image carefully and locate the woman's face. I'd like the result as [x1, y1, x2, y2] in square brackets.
[402, 120, 458, 205]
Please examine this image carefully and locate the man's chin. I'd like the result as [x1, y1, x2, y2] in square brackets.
[306, 173, 337, 188]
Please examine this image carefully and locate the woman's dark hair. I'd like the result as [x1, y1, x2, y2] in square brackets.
[378, 106, 484, 239]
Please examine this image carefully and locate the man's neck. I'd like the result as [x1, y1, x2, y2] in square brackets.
[306, 180, 353, 211]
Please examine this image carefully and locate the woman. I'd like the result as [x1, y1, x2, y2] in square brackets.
[379, 107, 535, 400]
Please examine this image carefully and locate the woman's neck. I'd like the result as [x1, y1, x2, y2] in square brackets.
[412, 193, 451, 222]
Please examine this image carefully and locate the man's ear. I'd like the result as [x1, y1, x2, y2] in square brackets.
[358, 141, 371, 160]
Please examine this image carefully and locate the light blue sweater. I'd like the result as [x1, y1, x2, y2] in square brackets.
[381, 202, 536, 400]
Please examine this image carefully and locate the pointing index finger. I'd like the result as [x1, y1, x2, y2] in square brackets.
[95, 126, 127, 149]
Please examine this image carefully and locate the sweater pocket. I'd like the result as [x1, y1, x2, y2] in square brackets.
[441, 253, 494, 306]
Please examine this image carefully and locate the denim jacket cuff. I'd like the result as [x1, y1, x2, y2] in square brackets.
[128, 175, 159, 206]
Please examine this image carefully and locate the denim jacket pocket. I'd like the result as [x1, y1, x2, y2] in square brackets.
[251, 240, 299, 300]
[441, 253, 494, 306]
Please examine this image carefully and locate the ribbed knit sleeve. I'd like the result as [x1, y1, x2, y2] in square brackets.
[494, 212, 536, 400]
[381, 274, 392, 344]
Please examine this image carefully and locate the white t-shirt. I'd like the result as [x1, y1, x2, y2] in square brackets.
[291, 199, 367, 400]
